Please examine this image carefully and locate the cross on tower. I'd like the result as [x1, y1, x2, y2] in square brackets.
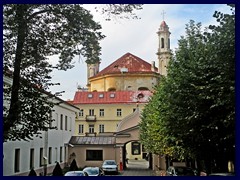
[161, 10, 166, 21]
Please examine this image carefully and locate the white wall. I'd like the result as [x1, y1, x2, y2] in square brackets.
[3, 99, 78, 176]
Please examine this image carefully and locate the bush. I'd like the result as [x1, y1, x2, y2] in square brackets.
[69, 159, 78, 171]
[28, 168, 37, 176]
[52, 162, 63, 176]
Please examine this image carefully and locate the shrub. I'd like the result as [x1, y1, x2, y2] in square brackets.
[69, 159, 78, 171]
[52, 162, 63, 176]
[28, 168, 37, 176]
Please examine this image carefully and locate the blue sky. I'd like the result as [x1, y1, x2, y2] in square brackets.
[48, 4, 232, 100]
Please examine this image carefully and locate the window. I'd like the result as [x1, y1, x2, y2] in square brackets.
[79, 124, 84, 134]
[99, 124, 104, 133]
[48, 147, 52, 164]
[79, 109, 84, 117]
[64, 146, 67, 164]
[65, 116, 68, 130]
[99, 94, 104, 98]
[49, 111, 53, 128]
[161, 38, 164, 48]
[131, 142, 141, 155]
[88, 94, 93, 98]
[14, 149, 20, 173]
[60, 114, 63, 130]
[55, 148, 58, 162]
[40, 148, 43, 166]
[99, 109, 104, 117]
[55, 113, 58, 129]
[86, 150, 103, 161]
[108, 88, 116, 92]
[30, 148, 34, 170]
[89, 109, 94, 116]
[138, 87, 149, 91]
[60, 147, 63, 162]
[110, 93, 115, 98]
[69, 117, 72, 131]
[117, 109, 122, 117]
[89, 124, 94, 133]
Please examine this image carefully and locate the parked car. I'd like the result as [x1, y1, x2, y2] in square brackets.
[102, 160, 118, 174]
[209, 172, 235, 176]
[64, 171, 88, 176]
[83, 167, 104, 176]
[166, 166, 196, 176]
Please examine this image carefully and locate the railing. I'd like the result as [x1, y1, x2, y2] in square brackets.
[85, 115, 96, 121]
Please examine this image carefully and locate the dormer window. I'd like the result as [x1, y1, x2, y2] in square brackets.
[137, 93, 144, 99]
[88, 94, 93, 98]
[110, 93, 115, 98]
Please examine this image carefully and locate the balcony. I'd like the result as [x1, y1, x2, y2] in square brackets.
[85, 115, 96, 122]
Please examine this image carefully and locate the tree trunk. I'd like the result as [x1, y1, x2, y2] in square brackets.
[4, 5, 28, 141]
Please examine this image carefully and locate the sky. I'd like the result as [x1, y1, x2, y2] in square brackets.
[48, 4, 232, 101]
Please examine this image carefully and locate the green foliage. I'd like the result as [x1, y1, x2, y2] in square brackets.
[139, 5, 235, 172]
[3, 4, 143, 142]
[69, 159, 78, 171]
[52, 162, 63, 176]
[95, 4, 143, 21]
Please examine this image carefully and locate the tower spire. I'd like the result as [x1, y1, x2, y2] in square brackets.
[156, 18, 171, 76]
[161, 10, 166, 21]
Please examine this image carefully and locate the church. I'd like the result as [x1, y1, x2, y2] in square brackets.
[67, 19, 172, 170]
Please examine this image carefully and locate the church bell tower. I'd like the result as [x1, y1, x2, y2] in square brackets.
[157, 11, 171, 76]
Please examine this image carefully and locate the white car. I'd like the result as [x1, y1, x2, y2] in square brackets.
[102, 160, 118, 174]
[64, 171, 88, 176]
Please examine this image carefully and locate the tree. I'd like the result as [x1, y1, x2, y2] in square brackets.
[52, 162, 63, 176]
[69, 159, 78, 171]
[28, 168, 37, 176]
[140, 4, 235, 173]
[3, 4, 143, 142]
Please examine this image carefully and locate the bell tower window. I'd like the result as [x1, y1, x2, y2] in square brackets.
[161, 38, 164, 48]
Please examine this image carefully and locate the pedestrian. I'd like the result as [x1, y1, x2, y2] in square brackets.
[126, 158, 129, 164]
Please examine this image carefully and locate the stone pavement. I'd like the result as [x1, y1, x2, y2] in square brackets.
[119, 159, 156, 176]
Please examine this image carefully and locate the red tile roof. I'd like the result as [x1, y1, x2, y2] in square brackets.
[90, 53, 158, 78]
[72, 91, 153, 105]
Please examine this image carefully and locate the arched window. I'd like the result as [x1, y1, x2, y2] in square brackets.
[161, 38, 164, 48]
[138, 87, 149, 91]
[108, 87, 116, 91]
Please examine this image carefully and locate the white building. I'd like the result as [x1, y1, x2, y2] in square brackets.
[3, 74, 79, 176]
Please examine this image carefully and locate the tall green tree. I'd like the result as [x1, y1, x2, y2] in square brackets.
[140, 4, 235, 173]
[3, 4, 143, 142]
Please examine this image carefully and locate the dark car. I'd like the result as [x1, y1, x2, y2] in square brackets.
[166, 166, 196, 176]
[83, 167, 104, 176]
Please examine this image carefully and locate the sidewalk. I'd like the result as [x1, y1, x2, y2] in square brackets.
[119, 159, 156, 176]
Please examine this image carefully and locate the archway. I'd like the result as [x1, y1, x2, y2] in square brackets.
[122, 140, 150, 170]
[115, 108, 153, 170]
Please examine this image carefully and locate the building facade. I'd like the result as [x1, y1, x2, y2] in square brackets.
[3, 75, 79, 176]
[68, 20, 171, 169]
